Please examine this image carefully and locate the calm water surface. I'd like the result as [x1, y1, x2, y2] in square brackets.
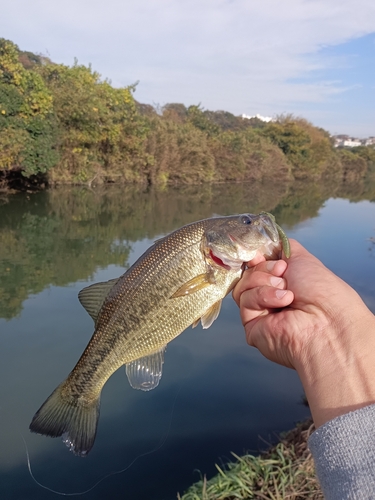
[0, 180, 374, 499]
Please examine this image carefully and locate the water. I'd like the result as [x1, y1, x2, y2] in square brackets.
[0, 179, 374, 499]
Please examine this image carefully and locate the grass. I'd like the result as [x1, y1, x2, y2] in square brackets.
[177, 419, 323, 500]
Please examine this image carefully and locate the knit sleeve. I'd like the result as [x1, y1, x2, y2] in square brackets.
[308, 404, 375, 499]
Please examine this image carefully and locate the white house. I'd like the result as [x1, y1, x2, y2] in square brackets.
[242, 113, 274, 123]
[342, 139, 362, 148]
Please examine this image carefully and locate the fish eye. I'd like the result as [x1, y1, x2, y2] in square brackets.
[240, 215, 252, 225]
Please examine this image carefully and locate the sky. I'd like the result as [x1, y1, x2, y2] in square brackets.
[3, 0, 375, 137]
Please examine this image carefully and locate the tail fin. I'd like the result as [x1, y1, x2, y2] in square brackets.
[29, 383, 100, 457]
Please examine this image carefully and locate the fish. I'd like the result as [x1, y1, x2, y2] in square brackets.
[29, 212, 290, 457]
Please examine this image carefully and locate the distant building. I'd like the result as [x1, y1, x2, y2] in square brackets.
[242, 113, 274, 123]
[365, 137, 375, 146]
[332, 135, 363, 148]
[342, 138, 362, 148]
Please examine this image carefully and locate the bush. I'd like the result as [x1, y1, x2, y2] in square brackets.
[0, 39, 57, 176]
[261, 116, 338, 180]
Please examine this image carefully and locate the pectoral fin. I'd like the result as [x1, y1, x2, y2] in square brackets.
[171, 271, 216, 298]
[191, 299, 222, 330]
[125, 346, 166, 391]
[78, 278, 119, 324]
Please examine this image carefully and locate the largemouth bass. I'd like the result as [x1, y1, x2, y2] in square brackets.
[30, 212, 290, 456]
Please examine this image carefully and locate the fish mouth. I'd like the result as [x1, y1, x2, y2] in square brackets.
[228, 234, 237, 244]
[228, 233, 259, 259]
[262, 221, 279, 243]
[228, 230, 279, 260]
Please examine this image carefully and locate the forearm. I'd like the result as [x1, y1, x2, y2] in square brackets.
[297, 310, 375, 428]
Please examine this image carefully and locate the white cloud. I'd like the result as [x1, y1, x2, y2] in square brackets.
[2, 0, 375, 135]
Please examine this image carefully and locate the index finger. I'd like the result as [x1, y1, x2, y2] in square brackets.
[245, 252, 267, 267]
[233, 259, 287, 304]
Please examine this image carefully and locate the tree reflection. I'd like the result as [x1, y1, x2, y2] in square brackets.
[0, 177, 374, 319]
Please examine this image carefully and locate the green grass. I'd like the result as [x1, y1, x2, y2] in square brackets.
[177, 419, 323, 500]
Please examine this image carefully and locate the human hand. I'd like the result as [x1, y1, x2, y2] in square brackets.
[233, 239, 375, 427]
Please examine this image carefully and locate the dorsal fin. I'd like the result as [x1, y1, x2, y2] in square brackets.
[78, 278, 119, 324]
[125, 346, 166, 391]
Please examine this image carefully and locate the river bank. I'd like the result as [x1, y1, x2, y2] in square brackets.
[178, 418, 323, 500]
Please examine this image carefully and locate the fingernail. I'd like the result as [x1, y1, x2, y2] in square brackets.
[266, 261, 277, 271]
[276, 289, 288, 299]
[270, 276, 283, 287]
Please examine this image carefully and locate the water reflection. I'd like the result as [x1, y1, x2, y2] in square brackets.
[0, 178, 374, 500]
[1, 177, 374, 321]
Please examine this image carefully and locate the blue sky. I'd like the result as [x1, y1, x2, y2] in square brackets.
[3, 0, 375, 137]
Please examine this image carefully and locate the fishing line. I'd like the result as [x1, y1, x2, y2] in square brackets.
[23, 384, 183, 496]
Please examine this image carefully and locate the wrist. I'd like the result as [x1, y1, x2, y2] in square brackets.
[297, 309, 375, 428]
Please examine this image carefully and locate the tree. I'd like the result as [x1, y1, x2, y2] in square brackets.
[38, 61, 148, 183]
[261, 116, 338, 180]
[0, 38, 58, 175]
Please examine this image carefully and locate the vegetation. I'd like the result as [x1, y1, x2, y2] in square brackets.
[0, 39, 57, 177]
[0, 181, 291, 319]
[1, 38, 374, 190]
[178, 419, 323, 500]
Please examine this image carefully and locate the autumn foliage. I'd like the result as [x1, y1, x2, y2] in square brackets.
[0, 39, 372, 189]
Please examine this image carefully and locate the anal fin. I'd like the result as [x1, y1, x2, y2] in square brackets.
[125, 346, 166, 391]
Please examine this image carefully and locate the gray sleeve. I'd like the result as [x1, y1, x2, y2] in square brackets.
[308, 404, 375, 499]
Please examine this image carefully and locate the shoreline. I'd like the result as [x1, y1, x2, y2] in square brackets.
[177, 418, 323, 499]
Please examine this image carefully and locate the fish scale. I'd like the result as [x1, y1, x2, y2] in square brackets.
[30, 212, 290, 456]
